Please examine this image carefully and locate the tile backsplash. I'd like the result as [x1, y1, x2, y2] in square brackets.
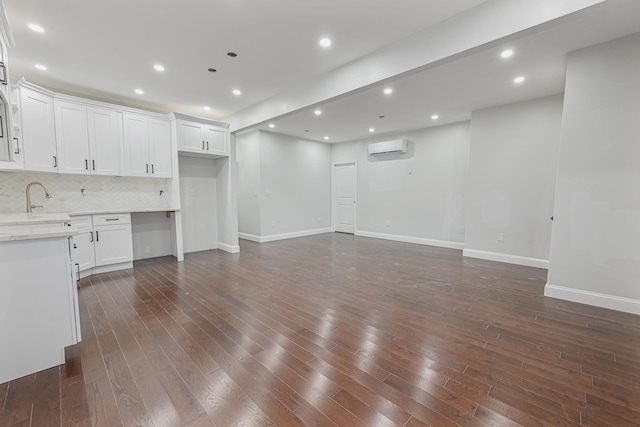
[0, 172, 171, 213]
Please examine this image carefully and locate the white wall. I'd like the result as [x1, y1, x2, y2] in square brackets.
[332, 122, 470, 248]
[546, 33, 640, 314]
[179, 156, 218, 253]
[236, 130, 331, 240]
[131, 212, 173, 260]
[236, 131, 261, 236]
[259, 131, 331, 237]
[464, 95, 563, 267]
[0, 172, 171, 213]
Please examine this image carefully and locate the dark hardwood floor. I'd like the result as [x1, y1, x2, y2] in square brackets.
[2, 233, 640, 426]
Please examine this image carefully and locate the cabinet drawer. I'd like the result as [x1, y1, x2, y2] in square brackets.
[92, 213, 131, 226]
[66, 215, 92, 232]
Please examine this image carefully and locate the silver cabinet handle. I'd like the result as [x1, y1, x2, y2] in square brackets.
[0, 62, 6, 85]
[53, 155, 57, 167]
[85, 159, 88, 170]
[13, 137, 19, 155]
[202, 141, 205, 150]
[90, 231, 94, 242]
[206, 141, 209, 150]
[151, 164, 154, 174]
[105, 218, 119, 222]
[92, 160, 95, 170]
[146, 163, 149, 173]
[95, 231, 99, 241]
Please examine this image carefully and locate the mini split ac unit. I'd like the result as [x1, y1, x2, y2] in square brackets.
[367, 139, 408, 155]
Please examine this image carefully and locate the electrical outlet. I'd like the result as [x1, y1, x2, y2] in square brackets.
[497, 233, 504, 242]
[143, 245, 151, 254]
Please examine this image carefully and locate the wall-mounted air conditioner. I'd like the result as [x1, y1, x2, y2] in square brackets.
[367, 139, 408, 155]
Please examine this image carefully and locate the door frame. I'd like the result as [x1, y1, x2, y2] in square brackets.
[331, 161, 358, 233]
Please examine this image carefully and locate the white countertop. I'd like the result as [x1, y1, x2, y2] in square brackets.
[67, 208, 179, 216]
[0, 225, 78, 242]
[0, 209, 177, 242]
[0, 212, 71, 226]
[0, 213, 77, 242]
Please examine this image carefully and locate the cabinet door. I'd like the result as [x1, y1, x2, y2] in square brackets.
[73, 229, 96, 271]
[148, 118, 172, 178]
[94, 223, 133, 266]
[4, 85, 24, 170]
[178, 121, 204, 151]
[54, 100, 90, 175]
[205, 126, 227, 155]
[88, 107, 123, 176]
[21, 88, 57, 172]
[123, 112, 149, 177]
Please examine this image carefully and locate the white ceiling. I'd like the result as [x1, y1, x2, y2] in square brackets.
[4, 0, 640, 144]
[3, 0, 487, 117]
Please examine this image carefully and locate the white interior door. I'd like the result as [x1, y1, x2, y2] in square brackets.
[334, 162, 356, 234]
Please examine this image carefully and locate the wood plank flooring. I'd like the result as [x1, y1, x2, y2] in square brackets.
[2, 233, 640, 426]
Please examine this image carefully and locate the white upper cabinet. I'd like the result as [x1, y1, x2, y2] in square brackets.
[173, 114, 229, 158]
[20, 86, 58, 172]
[0, 7, 13, 164]
[148, 118, 172, 178]
[55, 100, 89, 174]
[55, 99, 124, 176]
[123, 112, 171, 178]
[178, 121, 205, 151]
[204, 125, 226, 153]
[87, 107, 124, 176]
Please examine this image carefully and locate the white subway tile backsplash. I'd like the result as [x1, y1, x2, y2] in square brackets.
[0, 172, 171, 213]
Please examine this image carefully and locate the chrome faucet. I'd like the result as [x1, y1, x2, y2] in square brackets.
[26, 182, 51, 213]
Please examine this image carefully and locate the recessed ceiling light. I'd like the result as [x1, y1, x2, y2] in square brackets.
[34, 64, 47, 71]
[513, 76, 525, 84]
[227, 52, 238, 58]
[208, 68, 217, 73]
[324, 136, 330, 140]
[232, 89, 241, 95]
[314, 109, 322, 116]
[369, 128, 375, 133]
[268, 123, 275, 128]
[304, 130, 310, 132]
[28, 23, 45, 33]
[379, 115, 385, 119]
[501, 49, 514, 58]
[153, 64, 165, 72]
[203, 106, 211, 111]
[134, 88, 144, 95]
[383, 88, 393, 95]
[319, 38, 332, 48]
[431, 114, 439, 120]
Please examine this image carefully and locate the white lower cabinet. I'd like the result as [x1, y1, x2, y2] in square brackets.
[69, 213, 133, 276]
[0, 231, 79, 384]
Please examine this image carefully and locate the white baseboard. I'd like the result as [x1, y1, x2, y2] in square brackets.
[545, 283, 640, 315]
[218, 242, 240, 253]
[238, 232, 261, 242]
[463, 249, 549, 269]
[238, 227, 333, 244]
[78, 261, 133, 279]
[355, 230, 464, 250]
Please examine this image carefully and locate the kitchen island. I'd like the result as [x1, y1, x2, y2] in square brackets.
[0, 213, 80, 384]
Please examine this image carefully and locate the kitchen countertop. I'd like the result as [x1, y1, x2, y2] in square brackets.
[67, 208, 179, 216]
[0, 213, 78, 242]
[0, 212, 72, 226]
[0, 225, 78, 242]
[0, 208, 179, 242]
